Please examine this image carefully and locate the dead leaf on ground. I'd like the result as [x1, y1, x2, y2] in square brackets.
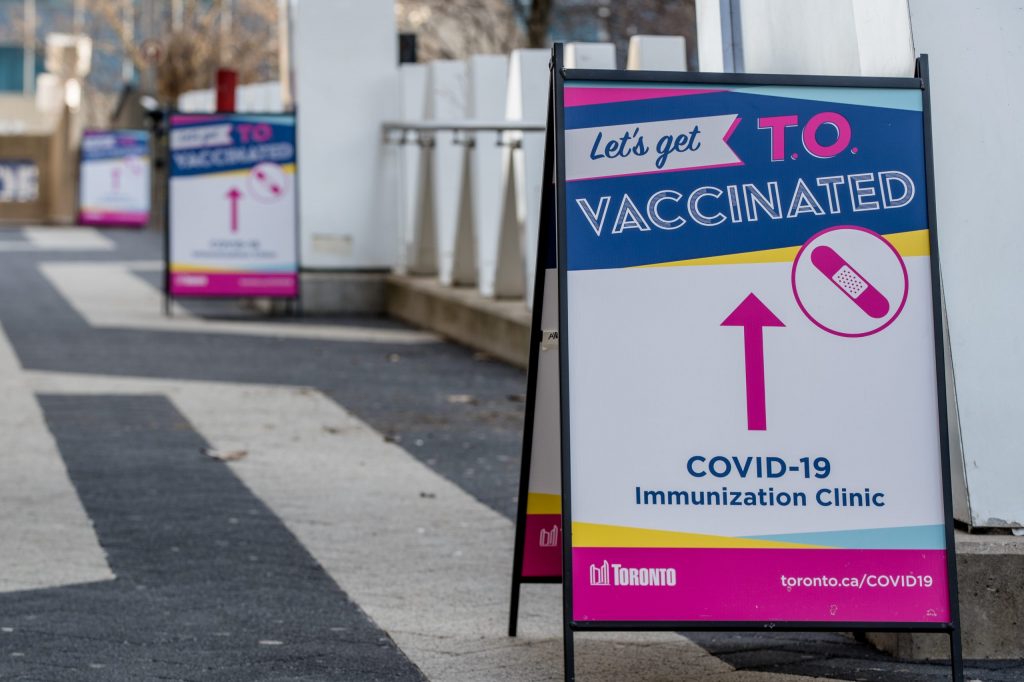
[202, 447, 249, 462]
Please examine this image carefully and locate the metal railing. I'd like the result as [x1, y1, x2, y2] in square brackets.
[381, 120, 546, 148]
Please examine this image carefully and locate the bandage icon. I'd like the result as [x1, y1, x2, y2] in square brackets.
[248, 162, 287, 202]
[810, 245, 890, 318]
[253, 168, 282, 196]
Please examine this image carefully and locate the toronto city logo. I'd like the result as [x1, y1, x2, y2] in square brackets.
[588, 560, 677, 587]
[539, 525, 559, 547]
[589, 560, 610, 586]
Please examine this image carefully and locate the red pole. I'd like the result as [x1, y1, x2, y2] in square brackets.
[216, 68, 237, 113]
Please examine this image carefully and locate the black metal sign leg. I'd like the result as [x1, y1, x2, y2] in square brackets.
[508, 577, 521, 637]
[950, 629, 965, 682]
[563, 622, 575, 682]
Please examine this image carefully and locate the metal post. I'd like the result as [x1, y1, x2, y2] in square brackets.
[73, 0, 85, 34]
[172, 0, 184, 31]
[22, 0, 36, 95]
[220, 0, 233, 64]
[141, 0, 155, 93]
[122, 0, 135, 83]
[278, 0, 293, 109]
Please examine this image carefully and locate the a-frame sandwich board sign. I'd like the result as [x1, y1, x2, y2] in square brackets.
[165, 112, 300, 311]
[549, 43, 963, 682]
[509, 92, 563, 638]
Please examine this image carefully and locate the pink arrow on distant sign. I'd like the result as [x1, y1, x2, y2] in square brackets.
[721, 293, 785, 431]
[226, 187, 242, 233]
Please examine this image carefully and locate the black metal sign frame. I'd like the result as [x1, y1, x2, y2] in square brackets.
[548, 44, 963, 682]
[509, 94, 560, 638]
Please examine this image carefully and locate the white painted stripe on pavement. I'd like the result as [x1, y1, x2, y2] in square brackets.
[26, 370, 836, 681]
[39, 261, 439, 345]
[0, 327, 113, 593]
[0, 228, 115, 252]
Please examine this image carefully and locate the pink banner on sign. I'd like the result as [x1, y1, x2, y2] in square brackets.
[572, 547, 949, 623]
[564, 87, 724, 108]
[170, 272, 297, 297]
[78, 209, 149, 227]
[522, 514, 562, 577]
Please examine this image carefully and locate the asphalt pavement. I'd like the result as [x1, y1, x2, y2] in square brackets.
[0, 226, 1021, 681]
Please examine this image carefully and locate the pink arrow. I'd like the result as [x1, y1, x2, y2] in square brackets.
[226, 187, 242, 233]
[721, 293, 785, 431]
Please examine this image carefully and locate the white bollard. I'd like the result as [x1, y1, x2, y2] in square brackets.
[460, 54, 509, 295]
[239, 82, 284, 112]
[177, 88, 216, 113]
[565, 42, 617, 69]
[397, 63, 428, 275]
[498, 48, 549, 303]
[176, 83, 284, 113]
[626, 35, 687, 71]
[421, 60, 467, 286]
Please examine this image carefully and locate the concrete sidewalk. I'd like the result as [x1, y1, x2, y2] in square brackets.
[0, 226, 1020, 681]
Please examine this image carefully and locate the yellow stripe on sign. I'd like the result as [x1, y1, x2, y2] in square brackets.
[635, 228, 931, 269]
[572, 522, 823, 549]
[638, 244, 800, 269]
[885, 228, 930, 257]
[193, 162, 297, 179]
[170, 263, 243, 274]
[526, 493, 561, 515]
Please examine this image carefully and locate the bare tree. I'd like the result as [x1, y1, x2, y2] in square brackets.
[88, 0, 279, 103]
[510, 0, 554, 48]
[395, 0, 525, 61]
[396, 0, 695, 67]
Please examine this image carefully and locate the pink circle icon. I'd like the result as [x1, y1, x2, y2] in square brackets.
[247, 162, 288, 203]
[791, 226, 909, 338]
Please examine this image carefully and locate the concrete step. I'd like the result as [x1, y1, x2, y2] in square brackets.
[385, 274, 530, 369]
[867, 530, 1024, 660]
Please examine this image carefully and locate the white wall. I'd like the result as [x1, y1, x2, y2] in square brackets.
[292, 0, 398, 270]
[698, 0, 913, 77]
[852, 0, 914, 77]
[735, 0, 863, 75]
[909, 0, 1024, 529]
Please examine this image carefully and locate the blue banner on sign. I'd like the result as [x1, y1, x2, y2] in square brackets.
[81, 130, 150, 162]
[562, 87, 927, 271]
[168, 114, 296, 178]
